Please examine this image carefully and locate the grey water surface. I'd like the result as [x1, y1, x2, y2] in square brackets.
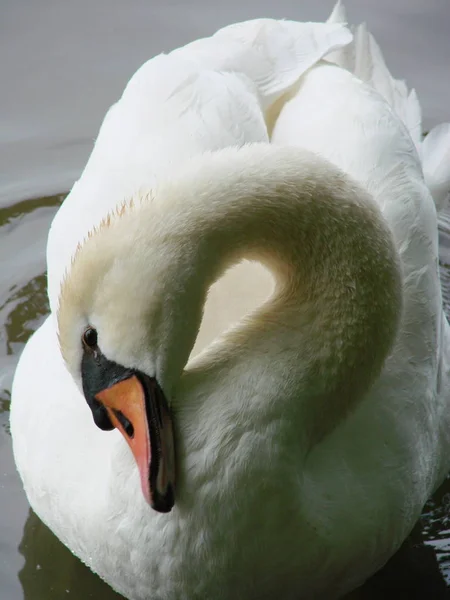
[1, 1, 450, 598]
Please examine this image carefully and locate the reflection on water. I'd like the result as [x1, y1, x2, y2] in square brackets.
[4, 273, 48, 350]
[0, 194, 63, 406]
[423, 483, 450, 587]
[348, 522, 450, 600]
[2, 194, 450, 599]
[18, 510, 124, 599]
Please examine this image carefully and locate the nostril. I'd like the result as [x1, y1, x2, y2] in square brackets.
[113, 409, 134, 438]
[91, 398, 114, 431]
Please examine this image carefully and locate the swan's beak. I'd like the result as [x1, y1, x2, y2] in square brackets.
[81, 349, 175, 512]
[95, 374, 175, 512]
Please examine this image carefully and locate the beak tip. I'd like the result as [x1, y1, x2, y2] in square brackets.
[151, 484, 175, 514]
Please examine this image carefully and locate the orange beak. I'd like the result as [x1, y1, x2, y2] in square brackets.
[96, 374, 175, 512]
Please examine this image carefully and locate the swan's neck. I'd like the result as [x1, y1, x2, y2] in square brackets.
[168, 147, 402, 450]
[62, 144, 402, 450]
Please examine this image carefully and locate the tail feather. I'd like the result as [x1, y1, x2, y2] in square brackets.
[327, 1, 449, 211]
[327, 0, 347, 26]
[326, 0, 354, 70]
[422, 124, 450, 212]
[401, 88, 422, 151]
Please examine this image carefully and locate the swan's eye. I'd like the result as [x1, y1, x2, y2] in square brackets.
[82, 327, 98, 348]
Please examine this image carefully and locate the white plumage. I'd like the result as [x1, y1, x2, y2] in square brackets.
[11, 3, 450, 599]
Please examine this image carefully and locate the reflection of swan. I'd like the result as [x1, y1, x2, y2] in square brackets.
[18, 509, 124, 600]
[10, 3, 450, 599]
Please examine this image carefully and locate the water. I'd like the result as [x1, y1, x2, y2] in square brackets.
[1, 1, 450, 598]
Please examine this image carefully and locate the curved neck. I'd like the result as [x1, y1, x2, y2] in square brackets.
[65, 144, 402, 449]
[163, 145, 402, 446]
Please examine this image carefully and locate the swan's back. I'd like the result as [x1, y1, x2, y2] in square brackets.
[270, 11, 450, 576]
[327, 2, 450, 211]
[196, 8, 449, 357]
[271, 7, 442, 362]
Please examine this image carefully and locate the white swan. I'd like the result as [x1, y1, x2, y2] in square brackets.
[10, 3, 450, 599]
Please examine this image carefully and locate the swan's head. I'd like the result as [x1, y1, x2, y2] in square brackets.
[57, 199, 209, 513]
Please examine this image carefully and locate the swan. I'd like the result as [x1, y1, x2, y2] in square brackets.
[10, 3, 450, 599]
